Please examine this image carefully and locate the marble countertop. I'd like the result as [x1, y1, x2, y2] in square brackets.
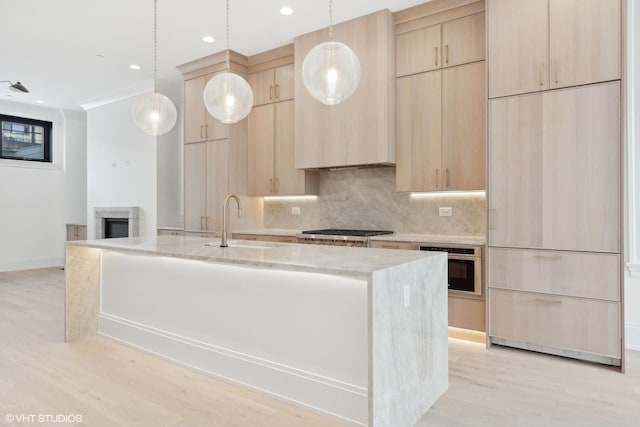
[230, 229, 485, 245]
[67, 235, 443, 278]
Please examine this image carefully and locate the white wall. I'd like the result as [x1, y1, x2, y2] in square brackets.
[625, 0, 640, 351]
[0, 100, 86, 272]
[86, 96, 157, 239]
[156, 79, 183, 228]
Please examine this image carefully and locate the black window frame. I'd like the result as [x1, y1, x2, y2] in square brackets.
[0, 114, 52, 163]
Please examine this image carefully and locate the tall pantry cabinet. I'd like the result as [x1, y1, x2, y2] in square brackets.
[178, 51, 256, 234]
[486, 0, 624, 367]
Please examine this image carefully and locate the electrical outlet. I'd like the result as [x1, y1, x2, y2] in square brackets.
[291, 207, 301, 215]
[403, 284, 410, 307]
[439, 207, 453, 217]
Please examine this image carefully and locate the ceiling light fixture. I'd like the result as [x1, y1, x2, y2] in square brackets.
[202, 36, 215, 43]
[280, 6, 293, 16]
[1, 80, 30, 93]
[301, 0, 360, 105]
[129, 64, 142, 70]
[35, 100, 45, 104]
[132, 0, 177, 136]
[203, 0, 253, 124]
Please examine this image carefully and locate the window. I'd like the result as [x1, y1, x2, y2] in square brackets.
[0, 114, 52, 163]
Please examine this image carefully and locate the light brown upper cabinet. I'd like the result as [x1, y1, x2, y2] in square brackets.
[248, 101, 318, 196]
[294, 9, 395, 169]
[248, 64, 295, 106]
[184, 140, 229, 232]
[396, 62, 485, 192]
[488, 0, 621, 98]
[488, 82, 620, 252]
[396, 12, 485, 77]
[184, 74, 229, 144]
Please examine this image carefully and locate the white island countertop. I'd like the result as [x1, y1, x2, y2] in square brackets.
[68, 235, 442, 278]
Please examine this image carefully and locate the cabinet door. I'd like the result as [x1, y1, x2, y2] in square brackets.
[442, 62, 486, 190]
[541, 82, 620, 252]
[488, 0, 548, 98]
[274, 64, 294, 102]
[248, 69, 275, 106]
[549, 0, 621, 89]
[184, 142, 207, 231]
[488, 93, 544, 248]
[205, 140, 230, 231]
[247, 105, 275, 196]
[396, 71, 442, 192]
[442, 13, 485, 68]
[275, 100, 306, 195]
[204, 74, 230, 140]
[396, 24, 441, 77]
[184, 77, 207, 144]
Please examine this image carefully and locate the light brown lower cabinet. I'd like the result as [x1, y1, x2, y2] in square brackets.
[232, 233, 297, 244]
[489, 288, 620, 359]
[66, 224, 87, 241]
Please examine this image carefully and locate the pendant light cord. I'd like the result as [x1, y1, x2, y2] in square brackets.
[226, 0, 231, 71]
[329, 0, 333, 41]
[153, 0, 158, 92]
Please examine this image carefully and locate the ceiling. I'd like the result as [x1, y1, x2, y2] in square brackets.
[0, 0, 429, 111]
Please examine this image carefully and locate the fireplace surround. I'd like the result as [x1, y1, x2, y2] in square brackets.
[94, 207, 140, 239]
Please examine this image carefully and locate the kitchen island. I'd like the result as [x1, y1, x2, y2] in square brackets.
[65, 235, 447, 427]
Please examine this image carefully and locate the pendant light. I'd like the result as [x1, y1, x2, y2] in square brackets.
[132, 0, 177, 136]
[203, 0, 253, 124]
[302, 0, 361, 105]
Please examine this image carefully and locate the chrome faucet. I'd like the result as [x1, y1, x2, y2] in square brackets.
[220, 193, 242, 247]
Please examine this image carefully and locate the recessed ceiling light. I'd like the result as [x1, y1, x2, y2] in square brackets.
[35, 100, 45, 104]
[202, 36, 215, 43]
[129, 64, 142, 70]
[280, 6, 293, 16]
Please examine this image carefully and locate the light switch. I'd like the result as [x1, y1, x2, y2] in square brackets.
[291, 207, 301, 215]
[439, 207, 452, 217]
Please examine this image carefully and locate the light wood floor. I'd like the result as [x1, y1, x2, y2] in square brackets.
[1, 268, 639, 427]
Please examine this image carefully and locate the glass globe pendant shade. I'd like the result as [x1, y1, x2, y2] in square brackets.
[302, 41, 361, 105]
[203, 72, 254, 124]
[132, 92, 177, 136]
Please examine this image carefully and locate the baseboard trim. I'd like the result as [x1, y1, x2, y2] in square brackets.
[625, 322, 640, 351]
[98, 313, 368, 426]
[0, 256, 63, 272]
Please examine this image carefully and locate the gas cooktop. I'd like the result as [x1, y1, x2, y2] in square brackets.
[300, 229, 394, 237]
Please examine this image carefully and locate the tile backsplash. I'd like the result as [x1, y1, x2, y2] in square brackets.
[264, 167, 486, 236]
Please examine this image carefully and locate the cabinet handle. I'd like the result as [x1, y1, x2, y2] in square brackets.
[535, 298, 563, 305]
[275, 84, 280, 99]
[205, 124, 209, 138]
[539, 63, 544, 87]
[205, 216, 209, 230]
[445, 168, 450, 188]
[200, 216, 205, 230]
[435, 169, 439, 188]
[269, 85, 274, 100]
[435, 47, 438, 66]
[382, 244, 400, 249]
[534, 255, 562, 260]
[200, 125, 204, 139]
[269, 178, 274, 193]
[489, 208, 497, 230]
[445, 45, 449, 65]
[554, 61, 558, 85]
[275, 177, 280, 193]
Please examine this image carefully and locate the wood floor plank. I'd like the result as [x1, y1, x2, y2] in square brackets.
[1, 268, 639, 426]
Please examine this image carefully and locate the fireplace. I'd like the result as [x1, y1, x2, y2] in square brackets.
[94, 207, 140, 239]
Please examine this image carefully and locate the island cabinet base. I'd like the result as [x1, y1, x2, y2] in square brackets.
[65, 239, 448, 426]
